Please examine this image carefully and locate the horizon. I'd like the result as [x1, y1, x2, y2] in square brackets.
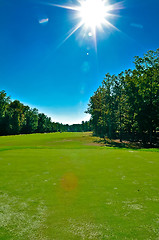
[1, 0, 159, 124]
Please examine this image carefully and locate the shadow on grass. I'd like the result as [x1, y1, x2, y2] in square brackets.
[94, 137, 159, 150]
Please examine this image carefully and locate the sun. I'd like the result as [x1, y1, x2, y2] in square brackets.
[45, 0, 122, 46]
[79, 0, 109, 31]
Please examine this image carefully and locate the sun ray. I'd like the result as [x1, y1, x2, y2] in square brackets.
[103, 18, 120, 32]
[57, 21, 84, 49]
[47, 3, 80, 12]
[42, 0, 123, 47]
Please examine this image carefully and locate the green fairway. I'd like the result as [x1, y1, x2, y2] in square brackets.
[0, 132, 159, 239]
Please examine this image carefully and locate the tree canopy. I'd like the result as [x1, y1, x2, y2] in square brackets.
[86, 49, 159, 146]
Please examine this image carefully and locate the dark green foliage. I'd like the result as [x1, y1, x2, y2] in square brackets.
[22, 107, 39, 134]
[87, 49, 159, 145]
[0, 90, 11, 135]
[68, 121, 92, 132]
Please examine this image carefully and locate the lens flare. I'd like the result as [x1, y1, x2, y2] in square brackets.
[39, 18, 49, 24]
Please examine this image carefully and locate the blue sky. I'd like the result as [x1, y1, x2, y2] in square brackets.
[0, 0, 159, 124]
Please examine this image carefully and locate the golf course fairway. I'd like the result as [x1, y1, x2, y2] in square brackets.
[0, 132, 159, 240]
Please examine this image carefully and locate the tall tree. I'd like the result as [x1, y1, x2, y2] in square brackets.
[0, 90, 10, 135]
[87, 48, 159, 145]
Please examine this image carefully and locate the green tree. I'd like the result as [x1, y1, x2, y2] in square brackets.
[0, 90, 11, 135]
[22, 106, 38, 133]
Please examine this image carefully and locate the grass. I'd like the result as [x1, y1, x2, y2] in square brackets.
[0, 132, 159, 239]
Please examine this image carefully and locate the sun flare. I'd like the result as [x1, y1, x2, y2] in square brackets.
[79, 0, 109, 30]
[46, 0, 122, 47]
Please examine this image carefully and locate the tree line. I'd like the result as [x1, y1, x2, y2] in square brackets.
[86, 49, 159, 146]
[0, 91, 91, 136]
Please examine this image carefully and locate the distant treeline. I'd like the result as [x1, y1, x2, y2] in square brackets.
[86, 49, 159, 146]
[0, 91, 91, 136]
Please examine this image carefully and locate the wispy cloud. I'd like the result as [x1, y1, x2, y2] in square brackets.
[130, 23, 143, 29]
